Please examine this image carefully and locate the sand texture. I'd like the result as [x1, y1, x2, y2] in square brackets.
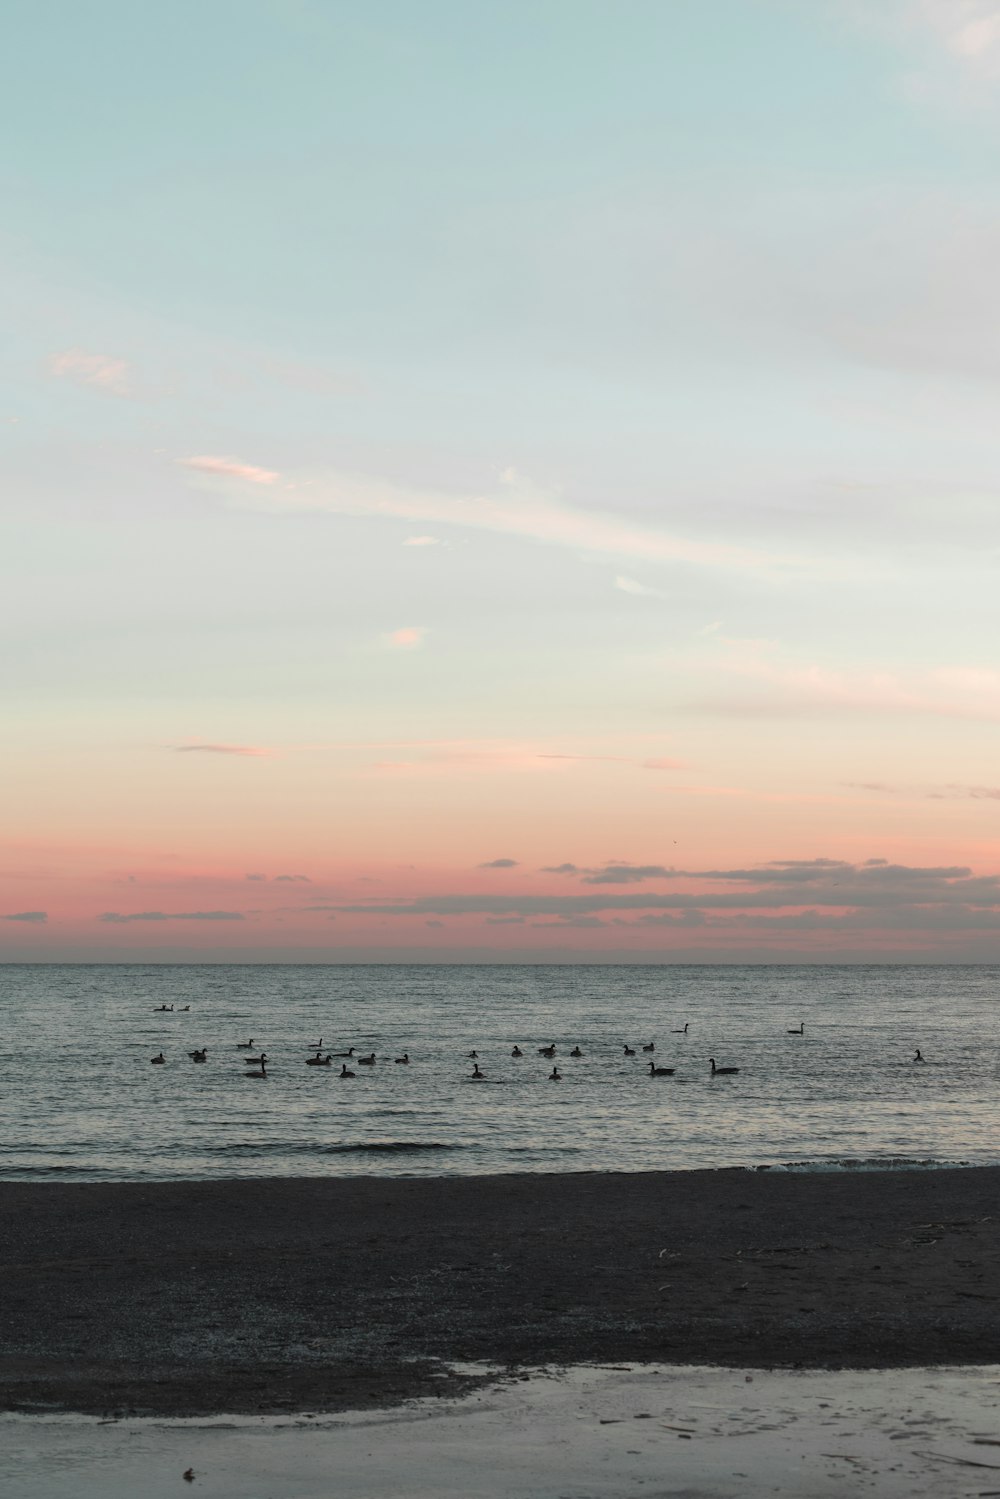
[2, 1167, 999, 1416]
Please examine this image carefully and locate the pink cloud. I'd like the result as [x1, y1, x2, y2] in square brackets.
[181, 455, 280, 485]
[49, 350, 131, 397]
[386, 626, 426, 649]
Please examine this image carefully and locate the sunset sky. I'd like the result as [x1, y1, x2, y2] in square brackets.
[4, 0, 1000, 961]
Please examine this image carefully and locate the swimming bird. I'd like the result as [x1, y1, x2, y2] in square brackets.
[306, 1053, 332, 1066]
[623, 1045, 636, 1056]
[236, 1039, 255, 1049]
[178, 1005, 191, 1012]
[914, 1049, 926, 1063]
[642, 1042, 655, 1052]
[470, 1063, 486, 1079]
[154, 1004, 174, 1012]
[243, 1054, 266, 1065]
[672, 1023, 689, 1034]
[649, 1061, 675, 1076]
[709, 1058, 739, 1075]
[188, 1048, 207, 1063]
[395, 1053, 409, 1064]
[467, 1050, 478, 1059]
[549, 1066, 561, 1080]
[332, 1047, 354, 1057]
[538, 1043, 556, 1058]
[312, 1039, 323, 1051]
[511, 1046, 523, 1057]
[358, 1052, 376, 1066]
[245, 1057, 268, 1078]
[787, 1023, 804, 1035]
[570, 1046, 583, 1057]
[339, 1063, 355, 1078]
[150, 1052, 166, 1065]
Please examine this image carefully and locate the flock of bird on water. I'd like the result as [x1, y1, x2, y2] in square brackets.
[147, 1012, 927, 1078]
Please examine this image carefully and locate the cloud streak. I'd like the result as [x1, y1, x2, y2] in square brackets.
[198, 464, 800, 578]
[99, 910, 245, 923]
[181, 455, 279, 485]
[173, 743, 270, 757]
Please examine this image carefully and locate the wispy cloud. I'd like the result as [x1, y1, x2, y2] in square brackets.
[49, 350, 131, 397]
[385, 626, 426, 650]
[916, 1, 1000, 78]
[99, 910, 245, 923]
[479, 858, 519, 868]
[614, 575, 665, 597]
[3, 910, 47, 923]
[275, 873, 312, 882]
[173, 743, 271, 757]
[181, 455, 279, 485]
[197, 463, 800, 579]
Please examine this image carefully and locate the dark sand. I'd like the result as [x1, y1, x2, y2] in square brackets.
[2, 1166, 999, 1416]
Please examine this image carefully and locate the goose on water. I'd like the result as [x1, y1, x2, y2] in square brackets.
[709, 1058, 739, 1076]
[672, 1023, 689, 1034]
[150, 1052, 166, 1065]
[306, 1054, 332, 1066]
[236, 1039, 255, 1049]
[649, 1061, 675, 1076]
[511, 1046, 523, 1057]
[243, 1054, 266, 1065]
[569, 1046, 583, 1057]
[467, 1050, 478, 1059]
[188, 1048, 207, 1062]
[394, 1053, 410, 1064]
[914, 1049, 926, 1063]
[332, 1047, 354, 1058]
[623, 1045, 636, 1056]
[538, 1043, 556, 1058]
[358, 1052, 377, 1066]
[549, 1066, 561, 1081]
[245, 1057, 268, 1078]
[787, 1023, 804, 1035]
[339, 1063, 355, 1077]
[642, 1042, 655, 1052]
[470, 1063, 486, 1080]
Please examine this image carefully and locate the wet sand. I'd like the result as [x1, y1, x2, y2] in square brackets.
[2, 1166, 999, 1416]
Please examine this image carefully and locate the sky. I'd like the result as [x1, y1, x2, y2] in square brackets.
[4, 0, 1000, 962]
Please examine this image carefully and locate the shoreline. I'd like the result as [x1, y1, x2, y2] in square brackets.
[3, 1164, 999, 1416]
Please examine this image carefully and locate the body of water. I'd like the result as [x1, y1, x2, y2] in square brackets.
[1, 963, 997, 1180]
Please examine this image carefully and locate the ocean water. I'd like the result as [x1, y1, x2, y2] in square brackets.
[1, 963, 998, 1181]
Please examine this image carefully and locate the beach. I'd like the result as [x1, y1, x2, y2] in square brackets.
[3, 1164, 999, 1418]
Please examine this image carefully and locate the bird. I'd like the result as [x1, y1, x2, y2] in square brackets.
[672, 1023, 689, 1034]
[178, 1005, 191, 1012]
[243, 1054, 266, 1066]
[549, 1066, 561, 1081]
[183, 1470, 195, 1484]
[511, 1045, 523, 1057]
[236, 1039, 255, 1049]
[394, 1053, 410, 1064]
[306, 1054, 332, 1066]
[709, 1058, 739, 1076]
[787, 1023, 804, 1035]
[332, 1047, 354, 1057]
[570, 1046, 583, 1057]
[311, 1039, 324, 1051]
[339, 1063, 356, 1078]
[642, 1042, 655, 1052]
[245, 1057, 268, 1078]
[470, 1063, 486, 1080]
[538, 1043, 556, 1058]
[914, 1049, 926, 1064]
[357, 1052, 376, 1066]
[188, 1048, 207, 1063]
[649, 1061, 675, 1076]
[623, 1045, 636, 1056]
[150, 1052, 166, 1065]
[154, 1004, 174, 1012]
[467, 1050, 478, 1059]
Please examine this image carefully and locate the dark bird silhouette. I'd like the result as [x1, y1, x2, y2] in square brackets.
[709, 1058, 739, 1076]
[649, 1061, 675, 1076]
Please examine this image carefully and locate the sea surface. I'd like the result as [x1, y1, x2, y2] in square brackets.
[1, 963, 997, 1181]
